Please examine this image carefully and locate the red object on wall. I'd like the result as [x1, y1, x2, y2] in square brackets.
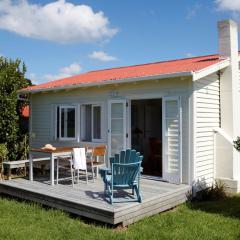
[21, 105, 29, 118]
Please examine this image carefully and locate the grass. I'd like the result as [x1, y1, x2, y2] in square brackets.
[1, 195, 240, 240]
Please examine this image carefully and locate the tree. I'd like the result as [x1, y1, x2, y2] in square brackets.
[0, 57, 31, 160]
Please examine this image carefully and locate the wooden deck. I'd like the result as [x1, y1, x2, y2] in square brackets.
[0, 176, 191, 226]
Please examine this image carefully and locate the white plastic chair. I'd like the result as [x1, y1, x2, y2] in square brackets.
[56, 148, 88, 186]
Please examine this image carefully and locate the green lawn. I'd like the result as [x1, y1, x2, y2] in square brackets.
[1, 195, 240, 240]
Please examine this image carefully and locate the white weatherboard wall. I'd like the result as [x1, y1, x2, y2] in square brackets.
[30, 77, 191, 184]
[214, 19, 240, 192]
[215, 65, 237, 181]
[193, 73, 220, 187]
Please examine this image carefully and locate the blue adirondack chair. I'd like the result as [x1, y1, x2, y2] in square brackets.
[100, 149, 143, 204]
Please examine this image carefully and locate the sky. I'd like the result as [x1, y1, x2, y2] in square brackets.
[0, 0, 239, 84]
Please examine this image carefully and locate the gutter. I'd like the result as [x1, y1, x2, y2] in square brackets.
[18, 71, 193, 94]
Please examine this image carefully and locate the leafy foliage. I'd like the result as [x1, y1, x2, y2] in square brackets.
[0, 144, 7, 178]
[0, 144, 8, 162]
[0, 56, 31, 160]
[233, 136, 240, 151]
[198, 180, 227, 201]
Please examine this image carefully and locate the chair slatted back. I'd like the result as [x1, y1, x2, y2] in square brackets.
[111, 149, 143, 186]
[112, 162, 141, 186]
[92, 145, 107, 157]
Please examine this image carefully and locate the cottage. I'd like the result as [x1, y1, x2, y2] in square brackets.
[19, 19, 240, 193]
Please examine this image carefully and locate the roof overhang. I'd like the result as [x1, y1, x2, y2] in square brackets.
[18, 57, 233, 94]
[18, 71, 193, 94]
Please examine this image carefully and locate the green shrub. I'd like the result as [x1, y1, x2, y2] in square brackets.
[199, 180, 227, 201]
[0, 143, 8, 162]
[0, 57, 31, 160]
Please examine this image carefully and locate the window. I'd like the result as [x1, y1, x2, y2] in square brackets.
[92, 105, 101, 140]
[81, 104, 101, 141]
[56, 106, 76, 140]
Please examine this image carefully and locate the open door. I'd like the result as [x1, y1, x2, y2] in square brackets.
[162, 97, 182, 184]
[108, 99, 127, 157]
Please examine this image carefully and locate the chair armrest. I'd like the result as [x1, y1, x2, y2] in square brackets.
[99, 167, 111, 183]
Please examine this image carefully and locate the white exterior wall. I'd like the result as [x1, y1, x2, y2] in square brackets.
[217, 20, 240, 184]
[30, 77, 191, 184]
[193, 73, 220, 186]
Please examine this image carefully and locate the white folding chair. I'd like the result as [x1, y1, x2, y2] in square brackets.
[71, 148, 88, 186]
[56, 148, 88, 186]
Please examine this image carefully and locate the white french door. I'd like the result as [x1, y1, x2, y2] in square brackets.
[162, 96, 182, 184]
[108, 99, 127, 157]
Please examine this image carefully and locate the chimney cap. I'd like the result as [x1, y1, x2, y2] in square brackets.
[218, 19, 238, 28]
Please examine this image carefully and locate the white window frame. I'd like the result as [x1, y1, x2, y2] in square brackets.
[80, 103, 103, 142]
[58, 105, 77, 141]
[108, 99, 127, 157]
[162, 96, 182, 184]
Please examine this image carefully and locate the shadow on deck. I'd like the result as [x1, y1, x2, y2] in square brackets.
[0, 175, 191, 226]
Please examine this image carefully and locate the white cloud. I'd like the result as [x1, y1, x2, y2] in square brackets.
[215, 0, 240, 12]
[186, 4, 201, 19]
[0, 0, 118, 43]
[186, 53, 194, 58]
[44, 62, 82, 81]
[89, 51, 117, 62]
[29, 73, 38, 84]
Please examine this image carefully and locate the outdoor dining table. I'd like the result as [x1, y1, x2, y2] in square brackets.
[29, 147, 77, 186]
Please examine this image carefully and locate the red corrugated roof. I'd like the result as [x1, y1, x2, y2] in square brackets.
[24, 54, 227, 92]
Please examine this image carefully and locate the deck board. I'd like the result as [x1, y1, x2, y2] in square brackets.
[0, 177, 191, 226]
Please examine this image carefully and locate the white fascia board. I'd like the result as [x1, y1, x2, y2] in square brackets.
[192, 58, 230, 81]
[18, 71, 193, 94]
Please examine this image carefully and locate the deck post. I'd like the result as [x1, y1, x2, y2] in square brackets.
[29, 152, 33, 181]
[50, 153, 55, 186]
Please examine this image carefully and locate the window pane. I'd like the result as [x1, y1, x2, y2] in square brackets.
[111, 103, 123, 118]
[57, 106, 59, 138]
[60, 107, 75, 138]
[61, 108, 65, 138]
[67, 108, 75, 138]
[111, 119, 123, 134]
[85, 105, 92, 141]
[111, 135, 123, 156]
[93, 106, 101, 139]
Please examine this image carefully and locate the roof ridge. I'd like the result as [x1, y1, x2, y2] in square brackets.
[21, 52, 230, 93]
[87, 53, 219, 73]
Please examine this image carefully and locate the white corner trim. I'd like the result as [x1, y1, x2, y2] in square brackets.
[193, 58, 230, 81]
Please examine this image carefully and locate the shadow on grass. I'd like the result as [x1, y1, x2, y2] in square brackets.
[187, 194, 240, 219]
[0, 193, 117, 229]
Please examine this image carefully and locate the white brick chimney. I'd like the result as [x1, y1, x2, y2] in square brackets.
[218, 19, 240, 180]
[218, 19, 238, 59]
